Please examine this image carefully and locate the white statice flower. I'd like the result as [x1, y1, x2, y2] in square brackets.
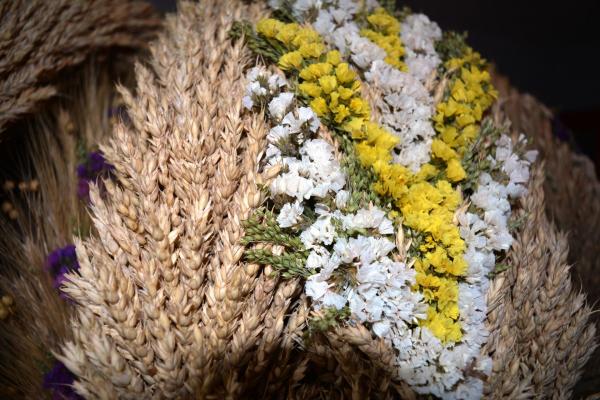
[341, 205, 394, 234]
[270, 171, 315, 200]
[366, 60, 437, 172]
[267, 125, 291, 145]
[305, 275, 330, 299]
[282, 107, 320, 134]
[300, 215, 337, 248]
[268, 92, 295, 121]
[268, 73, 287, 92]
[270, 138, 345, 201]
[277, 201, 304, 228]
[335, 189, 349, 209]
[243, 67, 287, 110]
[306, 247, 331, 270]
[494, 134, 538, 198]
[401, 14, 442, 84]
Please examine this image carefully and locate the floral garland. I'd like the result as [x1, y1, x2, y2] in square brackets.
[234, 2, 537, 398]
[242, 66, 426, 332]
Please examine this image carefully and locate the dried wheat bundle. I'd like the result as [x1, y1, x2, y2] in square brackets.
[0, 0, 597, 399]
[0, 0, 160, 136]
[492, 72, 600, 398]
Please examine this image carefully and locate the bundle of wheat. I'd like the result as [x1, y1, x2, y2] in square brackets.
[0, 1, 596, 399]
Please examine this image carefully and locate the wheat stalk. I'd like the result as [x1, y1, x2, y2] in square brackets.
[0, 0, 160, 136]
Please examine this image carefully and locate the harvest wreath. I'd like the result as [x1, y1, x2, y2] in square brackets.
[0, 1, 596, 399]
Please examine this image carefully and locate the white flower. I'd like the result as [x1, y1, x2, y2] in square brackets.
[305, 275, 329, 300]
[300, 215, 337, 248]
[267, 74, 287, 91]
[267, 125, 291, 144]
[277, 201, 304, 228]
[341, 206, 394, 234]
[322, 291, 347, 309]
[270, 172, 314, 200]
[268, 92, 295, 121]
[335, 190, 349, 209]
[306, 247, 330, 270]
[242, 95, 254, 110]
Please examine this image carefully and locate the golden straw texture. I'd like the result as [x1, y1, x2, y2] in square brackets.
[55, 1, 314, 398]
[0, 0, 160, 135]
[492, 72, 600, 397]
[484, 159, 597, 399]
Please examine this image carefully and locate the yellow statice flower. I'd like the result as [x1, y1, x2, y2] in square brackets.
[309, 97, 328, 116]
[299, 42, 325, 58]
[278, 51, 304, 70]
[300, 63, 332, 81]
[446, 158, 466, 182]
[256, 18, 283, 38]
[318, 75, 338, 94]
[298, 82, 322, 98]
[359, 8, 407, 71]
[275, 23, 300, 46]
[326, 50, 342, 66]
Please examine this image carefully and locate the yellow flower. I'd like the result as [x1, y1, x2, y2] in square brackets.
[278, 51, 303, 70]
[318, 75, 338, 94]
[299, 42, 325, 58]
[333, 104, 350, 123]
[292, 27, 321, 47]
[325, 50, 342, 66]
[298, 82, 322, 98]
[335, 63, 356, 84]
[431, 139, 457, 161]
[256, 18, 283, 38]
[342, 117, 365, 135]
[336, 87, 354, 100]
[366, 8, 400, 35]
[275, 23, 300, 46]
[299, 62, 332, 81]
[349, 97, 370, 116]
[309, 97, 328, 116]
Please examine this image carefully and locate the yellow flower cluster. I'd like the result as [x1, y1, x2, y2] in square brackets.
[359, 8, 407, 71]
[254, 18, 496, 343]
[431, 49, 498, 182]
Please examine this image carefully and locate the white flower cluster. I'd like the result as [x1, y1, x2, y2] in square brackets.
[302, 205, 427, 337]
[401, 14, 442, 84]
[445, 133, 538, 398]
[244, 66, 427, 365]
[242, 66, 287, 110]
[366, 61, 438, 171]
[284, 0, 442, 172]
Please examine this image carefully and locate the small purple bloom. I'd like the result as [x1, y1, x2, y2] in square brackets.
[76, 151, 113, 201]
[43, 360, 83, 400]
[46, 244, 80, 297]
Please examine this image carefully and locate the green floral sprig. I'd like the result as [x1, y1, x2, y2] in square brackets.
[229, 21, 285, 63]
[241, 208, 310, 278]
[305, 306, 351, 337]
[435, 31, 469, 62]
[461, 117, 503, 193]
[245, 248, 310, 278]
[241, 208, 304, 250]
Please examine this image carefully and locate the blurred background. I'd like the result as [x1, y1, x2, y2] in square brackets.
[149, 0, 600, 173]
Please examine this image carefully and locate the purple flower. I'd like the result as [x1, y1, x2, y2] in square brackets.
[46, 244, 80, 297]
[76, 151, 113, 201]
[43, 360, 83, 400]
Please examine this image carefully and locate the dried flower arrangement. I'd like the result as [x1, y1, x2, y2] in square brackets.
[0, 0, 597, 399]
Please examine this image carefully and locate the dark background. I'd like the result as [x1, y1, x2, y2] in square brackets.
[149, 0, 600, 172]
